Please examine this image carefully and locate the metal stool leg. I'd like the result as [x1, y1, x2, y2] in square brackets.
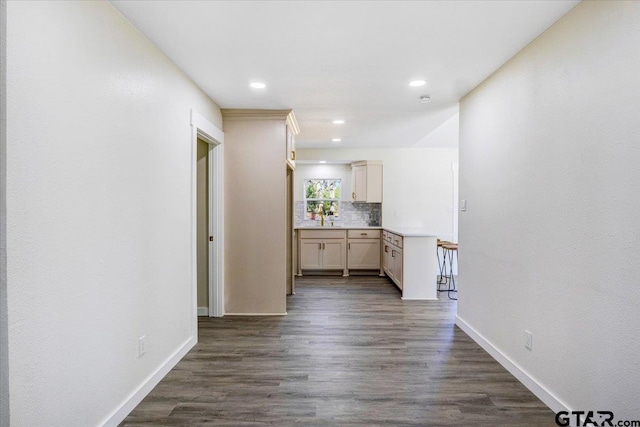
[437, 245, 443, 282]
[438, 247, 449, 292]
[448, 248, 458, 300]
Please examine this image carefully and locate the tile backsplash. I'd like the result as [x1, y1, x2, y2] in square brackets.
[295, 201, 382, 227]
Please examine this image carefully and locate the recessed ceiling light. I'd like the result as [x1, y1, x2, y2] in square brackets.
[319, 160, 327, 164]
[250, 82, 266, 89]
[409, 80, 426, 87]
[332, 138, 342, 142]
[332, 120, 345, 125]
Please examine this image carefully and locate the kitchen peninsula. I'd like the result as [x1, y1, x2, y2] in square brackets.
[295, 226, 439, 300]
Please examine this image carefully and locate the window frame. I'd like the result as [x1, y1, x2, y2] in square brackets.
[303, 178, 342, 221]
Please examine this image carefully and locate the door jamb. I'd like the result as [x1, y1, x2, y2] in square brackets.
[190, 110, 224, 333]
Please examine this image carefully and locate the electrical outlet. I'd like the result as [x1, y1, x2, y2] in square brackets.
[139, 335, 146, 357]
[525, 330, 533, 350]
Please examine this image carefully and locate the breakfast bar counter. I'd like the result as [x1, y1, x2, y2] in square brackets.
[294, 226, 439, 300]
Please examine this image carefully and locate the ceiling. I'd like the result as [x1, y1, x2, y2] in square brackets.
[111, 0, 579, 148]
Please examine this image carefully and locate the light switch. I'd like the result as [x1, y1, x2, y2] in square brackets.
[460, 200, 467, 212]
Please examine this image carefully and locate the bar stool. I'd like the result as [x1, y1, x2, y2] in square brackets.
[437, 239, 453, 291]
[441, 243, 458, 300]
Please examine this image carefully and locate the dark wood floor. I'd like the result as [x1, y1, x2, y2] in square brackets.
[121, 276, 554, 426]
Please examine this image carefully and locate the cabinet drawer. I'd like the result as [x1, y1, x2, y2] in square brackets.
[386, 231, 403, 248]
[347, 229, 381, 239]
[299, 229, 347, 239]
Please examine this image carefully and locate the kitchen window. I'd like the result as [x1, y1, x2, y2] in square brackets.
[304, 179, 341, 220]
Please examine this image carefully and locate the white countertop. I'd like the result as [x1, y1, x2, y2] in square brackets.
[294, 225, 382, 230]
[293, 225, 436, 237]
[382, 227, 438, 238]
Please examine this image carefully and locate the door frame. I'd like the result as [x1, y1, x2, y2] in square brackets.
[191, 110, 224, 331]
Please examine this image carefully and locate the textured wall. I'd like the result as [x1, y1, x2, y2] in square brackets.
[0, 0, 9, 425]
[459, 0, 640, 418]
[6, 1, 221, 425]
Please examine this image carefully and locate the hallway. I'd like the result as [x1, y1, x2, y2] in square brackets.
[121, 277, 553, 426]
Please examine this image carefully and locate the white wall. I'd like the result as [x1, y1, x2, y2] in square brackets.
[413, 113, 459, 149]
[293, 163, 352, 202]
[297, 148, 458, 239]
[6, 1, 221, 426]
[458, 0, 640, 418]
[0, 0, 9, 425]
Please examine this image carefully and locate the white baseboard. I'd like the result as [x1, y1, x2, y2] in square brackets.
[455, 315, 570, 414]
[197, 306, 209, 316]
[101, 336, 197, 427]
[224, 312, 288, 316]
[401, 297, 439, 301]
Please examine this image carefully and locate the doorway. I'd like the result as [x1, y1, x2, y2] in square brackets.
[190, 109, 224, 339]
[197, 138, 209, 315]
[286, 166, 295, 295]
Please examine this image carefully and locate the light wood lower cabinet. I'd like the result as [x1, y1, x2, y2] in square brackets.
[347, 228, 381, 272]
[323, 240, 346, 269]
[383, 230, 439, 299]
[298, 228, 386, 276]
[298, 229, 347, 275]
[391, 246, 403, 288]
[300, 239, 346, 270]
[382, 232, 404, 289]
[348, 240, 381, 269]
[299, 239, 324, 270]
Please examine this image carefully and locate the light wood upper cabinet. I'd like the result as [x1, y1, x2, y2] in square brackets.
[352, 164, 367, 202]
[351, 160, 383, 203]
[286, 119, 298, 169]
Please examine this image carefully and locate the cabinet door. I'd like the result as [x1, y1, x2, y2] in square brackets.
[286, 125, 295, 167]
[392, 248, 403, 289]
[352, 165, 367, 202]
[323, 240, 346, 269]
[300, 239, 323, 269]
[382, 243, 391, 274]
[348, 240, 381, 269]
